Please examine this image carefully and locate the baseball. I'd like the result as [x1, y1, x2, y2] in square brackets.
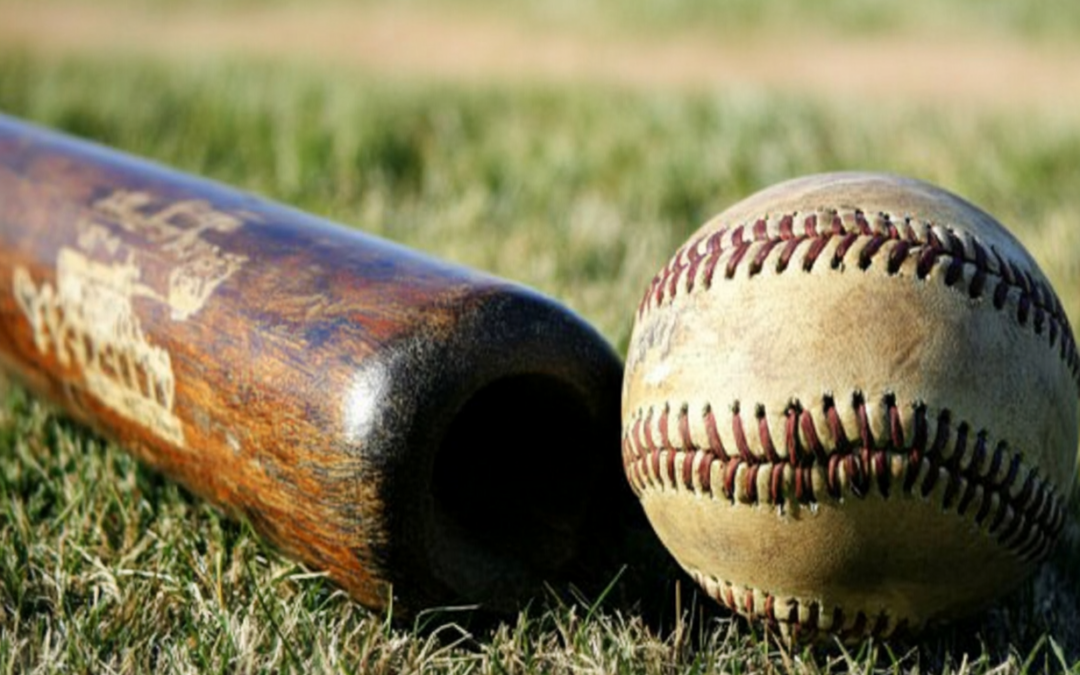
[622, 172, 1079, 641]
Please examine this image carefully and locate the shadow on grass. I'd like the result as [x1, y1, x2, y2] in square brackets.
[452, 494, 1080, 670]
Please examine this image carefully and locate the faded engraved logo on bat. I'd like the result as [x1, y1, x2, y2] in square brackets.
[13, 190, 248, 445]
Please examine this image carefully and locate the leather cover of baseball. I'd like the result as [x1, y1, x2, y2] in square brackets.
[622, 172, 1079, 641]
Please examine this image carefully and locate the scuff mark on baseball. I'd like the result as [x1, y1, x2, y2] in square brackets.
[622, 172, 1079, 642]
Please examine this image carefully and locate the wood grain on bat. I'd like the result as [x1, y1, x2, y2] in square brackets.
[0, 115, 629, 615]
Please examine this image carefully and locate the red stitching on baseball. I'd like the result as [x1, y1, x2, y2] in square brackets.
[805, 602, 821, 638]
[635, 209, 1080, 388]
[623, 394, 1065, 564]
[703, 405, 727, 460]
[690, 568, 904, 640]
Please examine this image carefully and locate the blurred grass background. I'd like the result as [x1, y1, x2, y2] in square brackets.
[1, 1, 1079, 672]
[8, 0, 1080, 40]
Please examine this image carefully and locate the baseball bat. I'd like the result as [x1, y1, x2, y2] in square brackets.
[0, 114, 633, 616]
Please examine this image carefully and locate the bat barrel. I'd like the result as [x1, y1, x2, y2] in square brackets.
[0, 114, 631, 615]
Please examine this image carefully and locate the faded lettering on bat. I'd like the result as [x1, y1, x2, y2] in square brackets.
[13, 191, 249, 445]
[92, 189, 247, 320]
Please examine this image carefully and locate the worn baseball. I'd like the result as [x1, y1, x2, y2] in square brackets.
[622, 172, 1079, 641]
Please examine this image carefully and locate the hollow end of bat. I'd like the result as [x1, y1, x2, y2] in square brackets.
[430, 373, 600, 601]
[377, 287, 640, 615]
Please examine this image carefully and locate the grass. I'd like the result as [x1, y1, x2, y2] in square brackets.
[10, 0, 1080, 43]
[434, 0, 1080, 42]
[0, 50, 1079, 673]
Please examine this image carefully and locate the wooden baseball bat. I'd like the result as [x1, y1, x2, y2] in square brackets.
[0, 114, 633, 616]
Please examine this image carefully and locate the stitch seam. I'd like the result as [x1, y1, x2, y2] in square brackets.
[687, 566, 908, 641]
[636, 209, 1080, 389]
[622, 396, 1066, 564]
